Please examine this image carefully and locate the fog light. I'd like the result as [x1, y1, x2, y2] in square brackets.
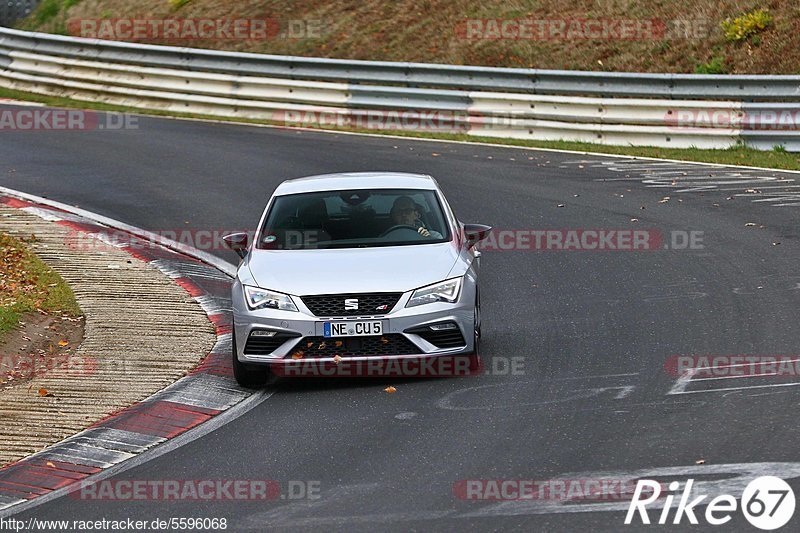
[250, 330, 278, 337]
[430, 323, 458, 331]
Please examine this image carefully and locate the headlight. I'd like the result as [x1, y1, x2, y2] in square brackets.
[406, 277, 463, 308]
[243, 286, 298, 312]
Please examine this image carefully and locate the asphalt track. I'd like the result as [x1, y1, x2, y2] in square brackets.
[2, 107, 800, 531]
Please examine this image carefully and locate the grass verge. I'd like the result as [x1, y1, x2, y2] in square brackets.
[0, 232, 82, 338]
[2, 85, 800, 171]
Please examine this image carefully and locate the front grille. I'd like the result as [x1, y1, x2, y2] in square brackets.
[244, 331, 301, 355]
[300, 293, 403, 317]
[288, 334, 421, 359]
[406, 324, 467, 349]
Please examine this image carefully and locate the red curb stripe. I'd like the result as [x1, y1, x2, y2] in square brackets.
[0, 197, 34, 209]
[0, 486, 39, 500]
[103, 401, 215, 439]
[20, 465, 88, 481]
[173, 277, 205, 298]
[122, 246, 158, 263]
[191, 278, 235, 298]
[54, 219, 104, 234]
[0, 480, 50, 496]
[190, 353, 233, 377]
[208, 314, 232, 336]
[0, 467, 83, 491]
[23, 460, 102, 475]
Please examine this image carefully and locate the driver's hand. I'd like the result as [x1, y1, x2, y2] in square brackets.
[417, 227, 431, 237]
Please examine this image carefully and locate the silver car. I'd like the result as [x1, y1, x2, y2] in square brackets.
[224, 172, 491, 387]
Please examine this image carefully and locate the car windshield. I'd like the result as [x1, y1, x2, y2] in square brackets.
[257, 188, 450, 249]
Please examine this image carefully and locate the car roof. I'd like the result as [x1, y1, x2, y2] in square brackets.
[274, 172, 439, 196]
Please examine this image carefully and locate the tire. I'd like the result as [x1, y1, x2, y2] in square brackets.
[473, 286, 482, 351]
[232, 329, 270, 388]
[467, 288, 483, 374]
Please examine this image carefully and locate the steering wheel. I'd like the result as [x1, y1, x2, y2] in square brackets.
[379, 224, 421, 238]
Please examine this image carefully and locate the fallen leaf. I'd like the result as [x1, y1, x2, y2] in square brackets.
[58, 340, 69, 347]
[38, 388, 52, 397]
[695, 459, 705, 465]
[744, 223, 757, 227]
[384, 386, 397, 394]
[557, 204, 565, 208]
[46, 461, 55, 467]
[431, 153, 440, 157]
[630, 218, 639, 222]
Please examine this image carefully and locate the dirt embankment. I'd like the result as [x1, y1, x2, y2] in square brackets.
[16, 0, 800, 74]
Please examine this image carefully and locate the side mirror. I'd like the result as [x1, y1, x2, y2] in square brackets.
[223, 232, 249, 259]
[464, 224, 492, 249]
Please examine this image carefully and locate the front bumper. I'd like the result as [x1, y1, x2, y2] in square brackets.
[232, 279, 476, 366]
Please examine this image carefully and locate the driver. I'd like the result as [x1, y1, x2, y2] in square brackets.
[390, 196, 443, 238]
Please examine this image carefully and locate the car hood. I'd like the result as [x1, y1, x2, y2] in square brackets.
[245, 243, 461, 295]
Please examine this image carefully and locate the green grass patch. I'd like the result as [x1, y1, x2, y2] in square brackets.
[722, 8, 773, 42]
[0, 232, 81, 337]
[169, 0, 193, 10]
[1, 85, 799, 171]
[694, 56, 728, 74]
[17, 0, 82, 32]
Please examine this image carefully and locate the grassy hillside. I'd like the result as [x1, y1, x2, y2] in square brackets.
[16, 0, 800, 74]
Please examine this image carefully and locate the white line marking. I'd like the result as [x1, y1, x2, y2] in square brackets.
[556, 372, 639, 381]
[667, 370, 696, 395]
[691, 372, 781, 382]
[668, 381, 800, 395]
[694, 357, 800, 371]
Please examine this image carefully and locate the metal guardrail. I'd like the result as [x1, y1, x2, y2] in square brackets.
[1, 26, 799, 150]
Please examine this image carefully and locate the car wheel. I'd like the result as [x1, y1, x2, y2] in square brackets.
[466, 288, 483, 374]
[475, 287, 482, 341]
[232, 329, 270, 388]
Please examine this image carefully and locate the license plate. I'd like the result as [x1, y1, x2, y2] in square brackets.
[324, 320, 383, 338]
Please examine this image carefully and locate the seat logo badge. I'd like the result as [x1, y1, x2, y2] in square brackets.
[345, 299, 359, 310]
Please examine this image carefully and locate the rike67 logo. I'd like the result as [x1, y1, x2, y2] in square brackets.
[626, 476, 795, 530]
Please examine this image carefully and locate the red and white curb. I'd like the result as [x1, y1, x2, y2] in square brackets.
[0, 193, 243, 512]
